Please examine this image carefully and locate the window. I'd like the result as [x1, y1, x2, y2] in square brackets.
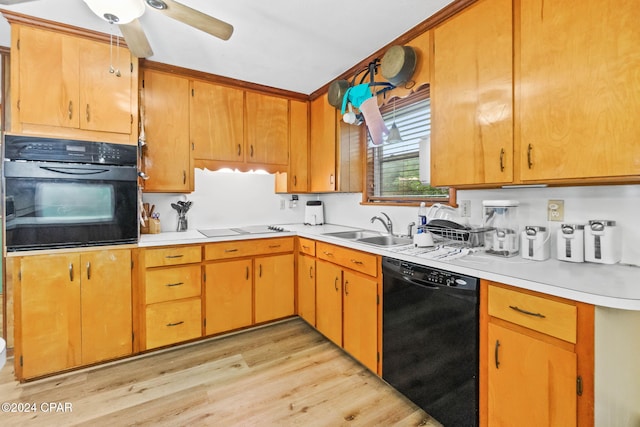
[364, 88, 454, 205]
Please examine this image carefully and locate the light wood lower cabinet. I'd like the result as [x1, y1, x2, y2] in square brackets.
[255, 253, 295, 323]
[315, 241, 381, 374]
[296, 237, 317, 326]
[481, 280, 594, 427]
[205, 259, 253, 335]
[140, 245, 203, 350]
[13, 249, 132, 380]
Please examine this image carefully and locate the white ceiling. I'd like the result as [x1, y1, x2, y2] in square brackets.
[0, 0, 454, 95]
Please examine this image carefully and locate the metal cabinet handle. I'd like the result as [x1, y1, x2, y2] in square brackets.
[527, 144, 534, 169]
[495, 340, 501, 369]
[68, 101, 73, 119]
[224, 249, 238, 253]
[237, 144, 241, 156]
[330, 174, 335, 185]
[323, 251, 334, 257]
[499, 148, 505, 172]
[302, 245, 310, 250]
[269, 244, 281, 249]
[258, 264, 262, 278]
[166, 282, 184, 287]
[167, 321, 184, 327]
[293, 175, 297, 186]
[183, 170, 186, 185]
[309, 266, 313, 279]
[350, 259, 364, 265]
[344, 280, 349, 295]
[509, 305, 546, 318]
[334, 277, 339, 292]
[246, 266, 250, 280]
[86, 262, 91, 280]
[165, 254, 184, 259]
[250, 145, 254, 158]
[86, 104, 90, 122]
[69, 263, 74, 282]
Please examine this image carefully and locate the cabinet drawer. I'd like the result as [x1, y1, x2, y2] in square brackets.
[204, 237, 294, 260]
[145, 298, 202, 349]
[145, 245, 202, 267]
[145, 265, 202, 304]
[298, 237, 316, 256]
[488, 285, 577, 343]
[316, 242, 377, 277]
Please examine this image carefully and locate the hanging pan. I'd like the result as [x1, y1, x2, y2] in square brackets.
[381, 45, 417, 86]
[328, 79, 351, 108]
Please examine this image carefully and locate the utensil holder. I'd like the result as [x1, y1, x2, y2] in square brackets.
[177, 216, 188, 232]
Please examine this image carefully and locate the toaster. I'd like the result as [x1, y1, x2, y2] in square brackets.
[304, 201, 324, 225]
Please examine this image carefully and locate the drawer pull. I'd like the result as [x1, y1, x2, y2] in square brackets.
[350, 259, 364, 265]
[165, 254, 184, 259]
[509, 305, 546, 318]
[323, 251, 334, 257]
[166, 282, 184, 287]
[334, 277, 339, 292]
[269, 244, 281, 249]
[225, 249, 239, 253]
[344, 280, 349, 295]
[309, 266, 313, 279]
[495, 340, 501, 369]
[167, 321, 184, 327]
[302, 245, 310, 250]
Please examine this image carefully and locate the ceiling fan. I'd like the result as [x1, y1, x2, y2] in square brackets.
[0, 0, 234, 58]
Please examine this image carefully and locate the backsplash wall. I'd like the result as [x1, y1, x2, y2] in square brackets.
[143, 169, 640, 266]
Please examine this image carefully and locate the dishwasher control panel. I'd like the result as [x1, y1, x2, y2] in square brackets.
[383, 256, 478, 290]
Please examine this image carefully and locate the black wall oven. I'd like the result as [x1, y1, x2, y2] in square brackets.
[3, 135, 138, 251]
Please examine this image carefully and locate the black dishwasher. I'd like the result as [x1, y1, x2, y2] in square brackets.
[382, 256, 479, 427]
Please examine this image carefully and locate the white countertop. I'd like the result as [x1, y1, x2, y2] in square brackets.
[139, 223, 640, 311]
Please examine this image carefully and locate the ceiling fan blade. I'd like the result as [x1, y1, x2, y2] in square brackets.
[0, 0, 38, 4]
[119, 19, 154, 58]
[154, 0, 233, 41]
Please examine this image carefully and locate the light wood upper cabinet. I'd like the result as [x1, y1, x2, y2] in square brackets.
[277, 99, 309, 193]
[190, 81, 244, 163]
[310, 93, 337, 192]
[245, 92, 289, 166]
[518, 0, 640, 182]
[431, 0, 513, 187]
[338, 119, 363, 192]
[11, 25, 137, 144]
[15, 249, 132, 380]
[142, 70, 193, 192]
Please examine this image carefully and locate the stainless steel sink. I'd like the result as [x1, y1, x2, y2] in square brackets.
[322, 230, 382, 240]
[356, 235, 413, 247]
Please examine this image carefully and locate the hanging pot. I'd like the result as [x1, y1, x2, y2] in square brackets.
[381, 45, 417, 86]
[328, 79, 350, 108]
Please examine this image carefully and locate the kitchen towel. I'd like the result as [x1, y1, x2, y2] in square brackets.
[360, 97, 389, 146]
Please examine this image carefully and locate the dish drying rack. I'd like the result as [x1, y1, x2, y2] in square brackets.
[418, 225, 494, 248]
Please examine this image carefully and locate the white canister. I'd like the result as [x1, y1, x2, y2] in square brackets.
[556, 224, 585, 263]
[584, 220, 621, 264]
[521, 226, 550, 261]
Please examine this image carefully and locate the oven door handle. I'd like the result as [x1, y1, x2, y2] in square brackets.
[40, 166, 110, 175]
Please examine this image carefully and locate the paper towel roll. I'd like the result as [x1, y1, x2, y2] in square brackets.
[419, 135, 431, 184]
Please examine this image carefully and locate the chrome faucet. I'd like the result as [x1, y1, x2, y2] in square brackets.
[370, 212, 394, 235]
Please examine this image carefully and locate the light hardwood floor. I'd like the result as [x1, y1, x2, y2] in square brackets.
[0, 318, 441, 426]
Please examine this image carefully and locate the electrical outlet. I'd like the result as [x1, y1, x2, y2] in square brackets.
[460, 200, 471, 218]
[547, 199, 564, 221]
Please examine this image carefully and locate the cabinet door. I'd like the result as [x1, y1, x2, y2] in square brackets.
[205, 259, 253, 334]
[289, 99, 309, 192]
[80, 250, 132, 364]
[315, 259, 342, 346]
[190, 81, 244, 162]
[297, 253, 316, 325]
[78, 39, 133, 134]
[431, 0, 513, 186]
[18, 254, 81, 378]
[17, 26, 79, 129]
[343, 270, 378, 372]
[519, 0, 640, 181]
[255, 254, 295, 323]
[488, 323, 577, 427]
[245, 92, 289, 166]
[142, 70, 192, 192]
[309, 94, 336, 191]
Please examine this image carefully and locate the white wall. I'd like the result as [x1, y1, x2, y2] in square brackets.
[143, 169, 640, 266]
